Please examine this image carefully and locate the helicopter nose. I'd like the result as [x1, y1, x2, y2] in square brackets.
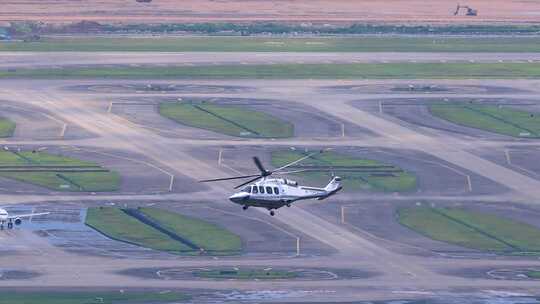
[229, 192, 249, 203]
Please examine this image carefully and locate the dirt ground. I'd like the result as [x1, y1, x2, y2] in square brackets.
[2, 0, 540, 25]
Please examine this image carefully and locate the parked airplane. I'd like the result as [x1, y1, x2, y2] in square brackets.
[0, 208, 49, 229]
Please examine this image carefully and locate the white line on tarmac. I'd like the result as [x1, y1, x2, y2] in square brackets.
[41, 113, 68, 139]
[204, 205, 301, 257]
[59, 123, 67, 138]
[218, 149, 223, 166]
[505, 149, 512, 165]
[377, 149, 473, 193]
[75, 147, 176, 192]
[339, 203, 440, 257]
[505, 150, 540, 178]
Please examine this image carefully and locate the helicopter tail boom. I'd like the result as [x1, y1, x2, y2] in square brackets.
[317, 176, 342, 200]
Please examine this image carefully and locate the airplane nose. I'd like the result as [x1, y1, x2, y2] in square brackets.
[229, 192, 249, 203]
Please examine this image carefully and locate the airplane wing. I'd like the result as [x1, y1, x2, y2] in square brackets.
[7, 212, 50, 220]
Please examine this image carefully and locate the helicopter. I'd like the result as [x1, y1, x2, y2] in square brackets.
[200, 150, 342, 216]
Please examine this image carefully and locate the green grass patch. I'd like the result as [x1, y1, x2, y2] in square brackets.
[60, 171, 120, 192]
[271, 150, 416, 192]
[0, 117, 15, 137]
[430, 104, 540, 138]
[86, 207, 242, 255]
[139, 207, 242, 255]
[86, 207, 193, 253]
[17, 151, 94, 166]
[0, 151, 27, 165]
[0, 150, 119, 192]
[0, 291, 190, 304]
[4, 62, 540, 79]
[527, 271, 540, 279]
[4, 36, 540, 52]
[194, 268, 298, 280]
[159, 102, 293, 138]
[398, 207, 540, 253]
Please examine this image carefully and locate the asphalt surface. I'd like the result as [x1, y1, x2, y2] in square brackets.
[1, 60, 540, 302]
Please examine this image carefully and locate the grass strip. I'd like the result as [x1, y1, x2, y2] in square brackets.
[398, 207, 510, 251]
[464, 105, 536, 135]
[398, 207, 540, 252]
[0, 291, 190, 304]
[0, 150, 119, 192]
[430, 104, 540, 137]
[123, 208, 200, 250]
[431, 208, 520, 251]
[527, 271, 540, 279]
[194, 268, 298, 280]
[86, 207, 241, 255]
[5, 36, 540, 52]
[4, 63, 540, 79]
[140, 207, 242, 255]
[271, 150, 416, 192]
[85, 207, 193, 253]
[55, 173, 83, 191]
[159, 103, 293, 138]
[0, 118, 15, 138]
[193, 104, 260, 135]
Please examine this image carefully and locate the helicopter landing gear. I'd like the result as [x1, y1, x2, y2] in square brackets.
[286, 204, 291, 207]
[270, 210, 275, 216]
[242, 205, 248, 210]
[7, 222, 12, 229]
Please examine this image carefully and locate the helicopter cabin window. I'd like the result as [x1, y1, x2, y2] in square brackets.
[259, 186, 264, 194]
[266, 186, 273, 194]
[243, 186, 251, 193]
[252, 186, 258, 194]
[274, 187, 279, 194]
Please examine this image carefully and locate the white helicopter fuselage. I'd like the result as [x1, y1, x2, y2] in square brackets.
[229, 176, 342, 212]
[201, 150, 343, 216]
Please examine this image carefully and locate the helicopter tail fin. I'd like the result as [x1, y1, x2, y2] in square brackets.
[318, 176, 342, 200]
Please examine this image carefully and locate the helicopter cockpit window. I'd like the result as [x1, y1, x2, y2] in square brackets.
[252, 186, 258, 194]
[243, 186, 251, 193]
[266, 186, 272, 194]
[259, 186, 265, 194]
[274, 187, 279, 194]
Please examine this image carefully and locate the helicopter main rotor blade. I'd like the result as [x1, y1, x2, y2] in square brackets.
[199, 174, 261, 183]
[273, 150, 325, 173]
[234, 176, 263, 189]
[253, 157, 270, 176]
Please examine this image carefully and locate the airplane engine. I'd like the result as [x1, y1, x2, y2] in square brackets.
[14, 218, 22, 225]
